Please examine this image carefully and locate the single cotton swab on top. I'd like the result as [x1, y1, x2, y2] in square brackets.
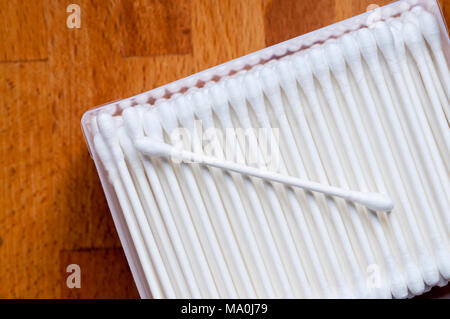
[135, 138, 394, 212]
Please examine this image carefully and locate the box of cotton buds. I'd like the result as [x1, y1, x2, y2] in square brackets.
[82, 0, 450, 299]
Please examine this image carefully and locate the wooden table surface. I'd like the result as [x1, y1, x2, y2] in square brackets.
[1, 0, 449, 299]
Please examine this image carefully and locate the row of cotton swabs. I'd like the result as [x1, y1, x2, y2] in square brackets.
[92, 6, 450, 298]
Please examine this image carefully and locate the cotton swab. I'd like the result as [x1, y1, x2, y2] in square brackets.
[402, 22, 450, 157]
[211, 80, 316, 298]
[97, 113, 177, 298]
[121, 107, 202, 298]
[310, 40, 425, 296]
[190, 88, 295, 298]
[361, 23, 450, 280]
[274, 56, 389, 298]
[258, 62, 385, 298]
[242, 69, 359, 298]
[412, 6, 450, 105]
[389, 19, 450, 210]
[372, 21, 450, 244]
[253, 66, 356, 300]
[93, 133, 164, 298]
[135, 137, 394, 212]
[142, 109, 220, 298]
[323, 36, 438, 292]
[290, 51, 400, 298]
[171, 93, 262, 298]
[155, 101, 241, 298]
[118, 126, 190, 297]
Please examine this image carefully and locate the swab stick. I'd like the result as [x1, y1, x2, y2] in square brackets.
[243, 70, 358, 298]
[118, 126, 189, 297]
[156, 101, 240, 298]
[135, 138, 393, 212]
[122, 107, 202, 298]
[275, 56, 390, 298]
[311, 41, 424, 295]
[389, 19, 450, 213]
[257, 63, 379, 297]
[358, 25, 450, 280]
[324, 36, 439, 293]
[171, 94, 262, 298]
[412, 6, 450, 104]
[373, 21, 450, 239]
[94, 133, 164, 298]
[143, 109, 220, 298]
[345, 29, 446, 282]
[97, 113, 176, 298]
[190, 88, 294, 298]
[211, 81, 316, 298]
[402, 22, 450, 156]
[291, 51, 399, 298]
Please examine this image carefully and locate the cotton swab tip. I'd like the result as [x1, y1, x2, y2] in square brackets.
[135, 138, 174, 158]
[346, 191, 394, 212]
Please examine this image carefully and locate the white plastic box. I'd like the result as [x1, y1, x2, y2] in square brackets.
[81, 0, 449, 298]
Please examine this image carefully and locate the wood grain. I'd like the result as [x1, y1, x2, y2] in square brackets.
[0, 0, 448, 299]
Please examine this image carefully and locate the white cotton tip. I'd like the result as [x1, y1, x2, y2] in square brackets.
[291, 53, 315, 91]
[135, 94, 149, 105]
[135, 138, 174, 158]
[118, 100, 132, 110]
[173, 94, 195, 131]
[416, 8, 442, 51]
[436, 249, 450, 280]
[355, 28, 379, 64]
[403, 258, 425, 295]
[389, 21, 407, 60]
[97, 113, 118, 141]
[118, 127, 142, 170]
[243, 71, 267, 122]
[259, 65, 285, 117]
[402, 11, 420, 27]
[259, 65, 280, 97]
[122, 107, 144, 138]
[402, 22, 426, 60]
[224, 74, 246, 106]
[372, 21, 397, 64]
[346, 191, 394, 212]
[224, 74, 252, 124]
[386, 260, 409, 299]
[275, 58, 297, 92]
[143, 109, 164, 141]
[156, 100, 179, 135]
[417, 249, 440, 286]
[411, 5, 424, 15]
[340, 33, 363, 67]
[94, 133, 114, 168]
[191, 88, 213, 123]
[324, 40, 347, 79]
[209, 82, 232, 121]
[307, 47, 331, 81]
